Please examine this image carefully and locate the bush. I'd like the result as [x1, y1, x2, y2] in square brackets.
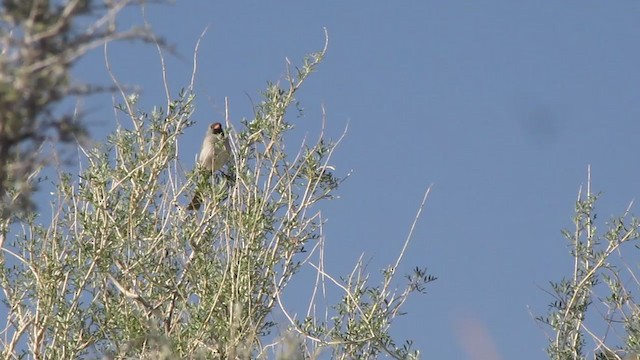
[0, 23, 433, 358]
[539, 170, 640, 360]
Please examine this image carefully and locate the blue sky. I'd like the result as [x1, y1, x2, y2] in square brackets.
[70, 1, 640, 358]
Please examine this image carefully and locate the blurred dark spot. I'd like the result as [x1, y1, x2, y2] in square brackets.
[515, 101, 562, 146]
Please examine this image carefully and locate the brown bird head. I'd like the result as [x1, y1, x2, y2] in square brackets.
[211, 122, 224, 135]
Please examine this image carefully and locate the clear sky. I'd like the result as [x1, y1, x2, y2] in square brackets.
[70, 1, 640, 358]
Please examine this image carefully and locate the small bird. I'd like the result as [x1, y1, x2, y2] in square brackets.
[187, 122, 231, 210]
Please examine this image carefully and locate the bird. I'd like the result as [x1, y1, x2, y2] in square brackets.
[187, 122, 231, 210]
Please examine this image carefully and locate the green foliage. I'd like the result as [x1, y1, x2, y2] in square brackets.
[0, 0, 157, 219]
[308, 265, 434, 359]
[539, 181, 640, 360]
[0, 38, 433, 358]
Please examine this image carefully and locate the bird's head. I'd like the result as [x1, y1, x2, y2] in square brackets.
[211, 122, 224, 135]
